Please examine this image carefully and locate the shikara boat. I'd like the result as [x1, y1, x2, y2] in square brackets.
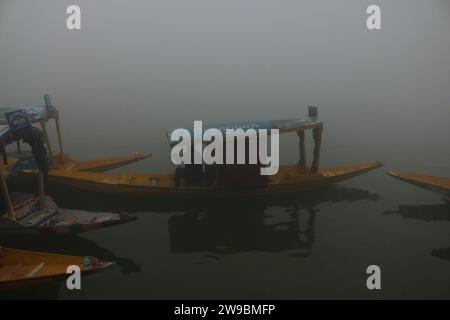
[0, 94, 150, 173]
[0, 247, 113, 291]
[48, 107, 382, 199]
[388, 171, 450, 201]
[0, 110, 136, 236]
[0, 193, 136, 237]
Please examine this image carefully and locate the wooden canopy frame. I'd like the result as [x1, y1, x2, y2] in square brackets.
[39, 94, 64, 164]
[295, 106, 323, 173]
[0, 133, 46, 220]
[9, 94, 65, 165]
[169, 106, 323, 180]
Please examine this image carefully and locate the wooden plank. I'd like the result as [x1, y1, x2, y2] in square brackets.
[310, 125, 323, 173]
[55, 118, 65, 158]
[297, 130, 307, 168]
[40, 120, 54, 164]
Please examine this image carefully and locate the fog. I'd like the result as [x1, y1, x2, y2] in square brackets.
[1, 0, 449, 173]
[1, 1, 450, 299]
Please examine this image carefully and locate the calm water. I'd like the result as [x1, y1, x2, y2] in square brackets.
[0, 0, 449, 299]
[1, 137, 449, 299]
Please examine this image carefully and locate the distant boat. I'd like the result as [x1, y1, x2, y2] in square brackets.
[388, 171, 450, 201]
[0, 247, 113, 291]
[48, 107, 382, 199]
[0, 94, 151, 173]
[0, 110, 136, 237]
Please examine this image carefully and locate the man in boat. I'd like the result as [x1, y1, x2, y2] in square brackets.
[215, 136, 269, 188]
[174, 146, 204, 187]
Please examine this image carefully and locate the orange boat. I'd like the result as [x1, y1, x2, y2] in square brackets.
[388, 171, 450, 201]
[48, 107, 382, 199]
[0, 94, 150, 173]
[0, 247, 113, 291]
[0, 111, 136, 237]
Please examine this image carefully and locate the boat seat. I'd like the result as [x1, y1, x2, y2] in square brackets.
[19, 208, 58, 227]
[149, 177, 159, 186]
[26, 262, 45, 278]
[119, 175, 134, 184]
[319, 170, 333, 177]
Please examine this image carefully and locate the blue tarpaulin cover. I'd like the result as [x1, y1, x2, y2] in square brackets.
[166, 117, 321, 145]
[0, 105, 58, 126]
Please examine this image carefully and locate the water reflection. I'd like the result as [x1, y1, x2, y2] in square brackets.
[44, 184, 380, 256]
[1, 184, 379, 298]
[168, 186, 380, 255]
[169, 203, 316, 255]
[383, 202, 450, 262]
[431, 248, 450, 262]
[42, 184, 380, 256]
[383, 203, 450, 222]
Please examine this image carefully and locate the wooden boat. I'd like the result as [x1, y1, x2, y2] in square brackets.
[0, 247, 113, 291]
[388, 171, 450, 200]
[0, 94, 150, 173]
[47, 107, 382, 199]
[49, 162, 381, 199]
[0, 110, 136, 237]
[15, 152, 150, 174]
[0, 193, 136, 237]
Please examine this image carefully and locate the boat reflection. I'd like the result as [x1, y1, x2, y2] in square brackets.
[431, 247, 450, 261]
[168, 185, 380, 255]
[383, 202, 450, 262]
[383, 203, 450, 222]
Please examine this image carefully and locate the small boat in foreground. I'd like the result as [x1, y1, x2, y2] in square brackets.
[0, 109, 136, 236]
[0, 94, 150, 173]
[48, 107, 382, 199]
[388, 171, 450, 201]
[0, 247, 113, 290]
[0, 193, 135, 236]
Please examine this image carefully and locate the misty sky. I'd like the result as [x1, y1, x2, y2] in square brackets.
[0, 0, 449, 172]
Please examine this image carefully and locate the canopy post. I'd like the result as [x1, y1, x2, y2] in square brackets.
[17, 141, 21, 155]
[40, 120, 54, 163]
[37, 170, 45, 209]
[2, 149, 7, 165]
[55, 118, 64, 159]
[310, 125, 323, 173]
[0, 163, 14, 219]
[297, 130, 307, 168]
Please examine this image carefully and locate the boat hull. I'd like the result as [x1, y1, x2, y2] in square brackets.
[52, 153, 151, 172]
[14, 153, 151, 174]
[388, 171, 450, 200]
[0, 194, 137, 237]
[0, 248, 112, 291]
[0, 212, 136, 237]
[48, 162, 382, 199]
